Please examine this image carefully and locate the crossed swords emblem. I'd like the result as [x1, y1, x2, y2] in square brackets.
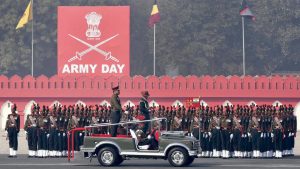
[67, 34, 119, 63]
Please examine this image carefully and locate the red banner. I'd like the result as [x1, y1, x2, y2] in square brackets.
[57, 6, 130, 77]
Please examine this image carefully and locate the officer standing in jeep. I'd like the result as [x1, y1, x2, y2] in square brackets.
[110, 85, 122, 137]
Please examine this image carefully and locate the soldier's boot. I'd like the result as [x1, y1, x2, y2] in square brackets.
[247, 152, 252, 158]
[278, 151, 282, 158]
[205, 151, 210, 157]
[259, 151, 263, 158]
[252, 151, 256, 158]
[226, 150, 230, 158]
[8, 148, 13, 158]
[242, 151, 245, 158]
[212, 149, 216, 157]
[12, 150, 17, 157]
[221, 150, 225, 158]
[269, 150, 273, 158]
[39, 150, 42, 157]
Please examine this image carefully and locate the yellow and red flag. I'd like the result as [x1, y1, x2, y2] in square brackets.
[148, 0, 160, 27]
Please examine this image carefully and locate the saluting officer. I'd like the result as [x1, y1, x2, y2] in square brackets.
[110, 85, 122, 137]
[5, 104, 20, 158]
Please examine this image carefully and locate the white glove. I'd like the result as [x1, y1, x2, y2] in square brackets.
[230, 134, 233, 139]
[63, 133, 66, 137]
[260, 133, 263, 138]
[147, 135, 151, 139]
[208, 132, 211, 137]
[58, 133, 60, 136]
[291, 133, 294, 136]
[124, 111, 129, 115]
[79, 133, 82, 137]
[271, 133, 274, 138]
[248, 132, 251, 137]
[289, 132, 292, 137]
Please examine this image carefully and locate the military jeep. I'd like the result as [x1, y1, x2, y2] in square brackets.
[77, 118, 199, 167]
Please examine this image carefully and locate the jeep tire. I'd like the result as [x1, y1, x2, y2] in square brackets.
[115, 156, 124, 166]
[185, 156, 195, 166]
[98, 147, 119, 166]
[167, 147, 189, 167]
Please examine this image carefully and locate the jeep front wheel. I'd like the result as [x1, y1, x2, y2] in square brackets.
[98, 147, 119, 166]
[185, 156, 195, 166]
[167, 147, 189, 167]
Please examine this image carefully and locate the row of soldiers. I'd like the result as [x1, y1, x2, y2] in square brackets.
[23, 104, 110, 157]
[6, 103, 297, 158]
[117, 104, 297, 159]
[190, 104, 297, 158]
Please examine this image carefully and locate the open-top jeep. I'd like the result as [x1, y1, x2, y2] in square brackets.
[69, 118, 199, 167]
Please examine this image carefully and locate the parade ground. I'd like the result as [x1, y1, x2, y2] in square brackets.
[0, 154, 299, 169]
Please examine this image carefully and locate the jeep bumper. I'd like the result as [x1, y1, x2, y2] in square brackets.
[188, 150, 198, 156]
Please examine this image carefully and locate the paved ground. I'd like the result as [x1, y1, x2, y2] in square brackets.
[0, 155, 299, 169]
[1, 130, 299, 155]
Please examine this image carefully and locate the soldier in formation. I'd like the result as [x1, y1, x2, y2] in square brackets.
[5, 104, 20, 157]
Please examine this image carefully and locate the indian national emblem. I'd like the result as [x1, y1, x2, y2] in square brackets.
[85, 12, 102, 38]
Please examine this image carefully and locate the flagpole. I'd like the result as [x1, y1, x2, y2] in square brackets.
[31, 0, 34, 77]
[242, 16, 245, 76]
[153, 24, 156, 76]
